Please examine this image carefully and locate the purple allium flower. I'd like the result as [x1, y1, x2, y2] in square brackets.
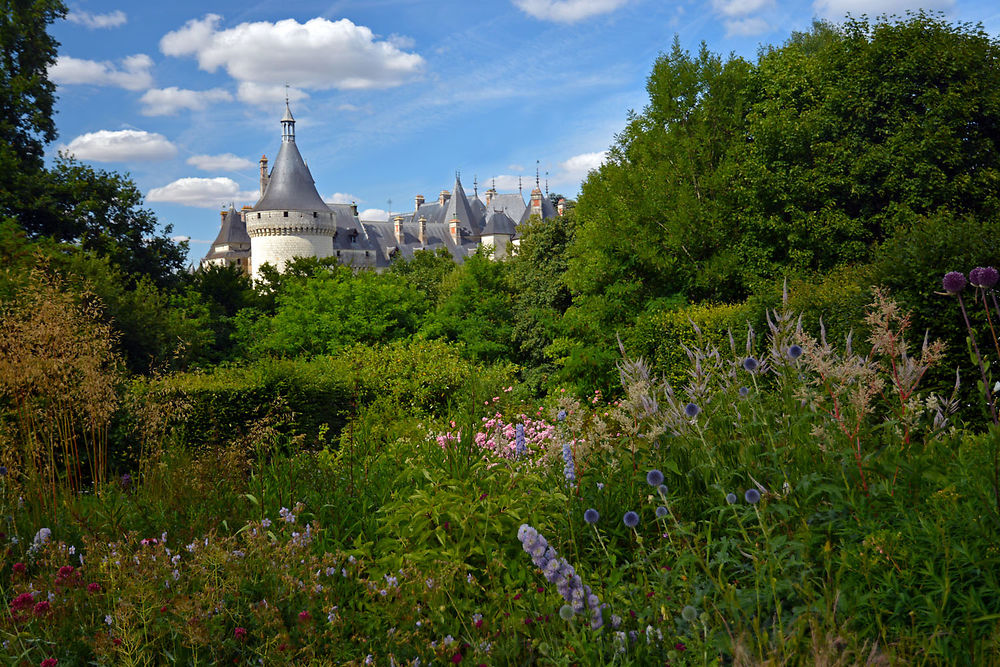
[515, 424, 526, 458]
[738, 387, 750, 398]
[623, 511, 639, 528]
[646, 469, 664, 487]
[943, 271, 967, 294]
[787, 345, 803, 360]
[655, 506, 668, 519]
[971, 266, 999, 288]
[557, 409, 567, 422]
[657, 484, 668, 497]
[726, 492, 737, 504]
[584, 509, 600, 524]
[684, 403, 701, 418]
[744, 489, 761, 504]
[682, 605, 698, 622]
[742, 357, 759, 372]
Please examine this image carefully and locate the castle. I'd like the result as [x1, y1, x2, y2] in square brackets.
[201, 102, 563, 278]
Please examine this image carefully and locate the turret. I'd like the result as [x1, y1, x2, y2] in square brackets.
[281, 101, 295, 143]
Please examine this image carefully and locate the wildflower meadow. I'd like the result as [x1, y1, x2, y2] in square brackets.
[2, 270, 1000, 666]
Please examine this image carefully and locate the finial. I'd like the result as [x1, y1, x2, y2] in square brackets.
[545, 171, 549, 195]
[491, 177, 496, 190]
[535, 160, 540, 189]
[285, 82, 289, 104]
[518, 176, 522, 194]
[473, 174, 478, 196]
[387, 198, 392, 217]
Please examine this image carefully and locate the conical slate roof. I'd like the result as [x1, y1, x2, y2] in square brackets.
[211, 206, 251, 246]
[442, 175, 479, 233]
[253, 105, 330, 213]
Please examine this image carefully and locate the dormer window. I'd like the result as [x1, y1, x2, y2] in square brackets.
[283, 211, 288, 217]
[313, 211, 317, 218]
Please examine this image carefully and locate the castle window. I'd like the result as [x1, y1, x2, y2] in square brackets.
[257, 213, 261, 219]
[283, 211, 288, 217]
[313, 211, 317, 218]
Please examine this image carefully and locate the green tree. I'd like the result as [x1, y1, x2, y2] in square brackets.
[388, 247, 455, 304]
[422, 251, 516, 364]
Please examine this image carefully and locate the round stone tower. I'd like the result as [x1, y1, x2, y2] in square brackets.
[245, 101, 337, 278]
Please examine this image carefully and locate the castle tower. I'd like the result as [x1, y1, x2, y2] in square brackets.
[245, 101, 338, 278]
[201, 204, 252, 272]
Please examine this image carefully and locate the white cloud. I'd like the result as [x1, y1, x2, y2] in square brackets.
[236, 82, 309, 107]
[66, 9, 127, 29]
[507, 163, 525, 172]
[556, 151, 607, 185]
[60, 129, 177, 162]
[359, 208, 388, 221]
[488, 175, 525, 191]
[711, 0, 772, 17]
[512, 0, 629, 23]
[139, 87, 231, 116]
[147, 177, 258, 208]
[161, 14, 425, 93]
[186, 153, 255, 171]
[50, 54, 153, 90]
[813, 0, 953, 18]
[326, 193, 361, 204]
[724, 16, 771, 36]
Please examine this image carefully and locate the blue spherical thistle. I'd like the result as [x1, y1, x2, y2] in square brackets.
[655, 506, 668, 519]
[646, 469, 664, 487]
[744, 489, 761, 504]
[738, 387, 750, 398]
[557, 409, 567, 422]
[0, 465, 7, 477]
[742, 357, 759, 372]
[943, 271, 967, 294]
[584, 508, 600, 524]
[657, 484, 668, 497]
[623, 511, 639, 528]
[787, 345, 803, 360]
[681, 605, 698, 622]
[559, 604, 575, 621]
[684, 402, 701, 418]
[725, 492, 738, 505]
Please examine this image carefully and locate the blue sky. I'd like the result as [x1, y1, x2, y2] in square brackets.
[47, 0, 1000, 262]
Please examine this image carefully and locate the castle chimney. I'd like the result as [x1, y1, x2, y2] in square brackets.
[530, 187, 543, 218]
[439, 190, 451, 206]
[394, 215, 404, 244]
[418, 214, 427, 245]
[220, 209, 227, 225]
[259, 155, 269, 196]
[449, 216, 459, 244]
[351, 202, 358, 217]
[415, 194, 424, 211]
[557, 198, 566, 216]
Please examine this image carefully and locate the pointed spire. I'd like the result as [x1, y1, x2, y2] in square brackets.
[473, 174, 478, 197]
[281, 94, 295, 143]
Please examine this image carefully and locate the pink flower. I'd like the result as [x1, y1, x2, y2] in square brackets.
[10, 592, 34, 612]
[234, 627, 247, 640]
[451, 653, 463, 664]
[87, 583, 101, 594]
[298, 610, 311, 621]
[41, 659, 58, 667]
[12, 562, 26, 574]
[33, 601, 51, 616]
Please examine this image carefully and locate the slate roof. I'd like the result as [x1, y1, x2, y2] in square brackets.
[253, 106, 330, 213]
[362, 220, 478, 266]
[441, 175, 480, 234]
[488, 193, 528, 224]
[481, 209, 517, 237]
[210, 206, 250, 247]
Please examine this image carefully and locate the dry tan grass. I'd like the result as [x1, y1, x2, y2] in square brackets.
[0, 267, 121, 506]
